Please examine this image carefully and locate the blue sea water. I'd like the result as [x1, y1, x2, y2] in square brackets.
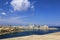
[0, 28, 60, 39]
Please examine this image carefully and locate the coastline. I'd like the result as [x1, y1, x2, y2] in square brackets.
[1, 32, 60, 40]
[0, 27, 58, 35]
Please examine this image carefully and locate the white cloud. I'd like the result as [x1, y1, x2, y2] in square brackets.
[1, 12, 6, 15]
[0, 16, 28, 24]
[10, 0, 33, 11]
[5, 2, 8, 4]
[0, 16, 38, 25]
[31, 5, 34, 9]
[9, 10, 14, 13]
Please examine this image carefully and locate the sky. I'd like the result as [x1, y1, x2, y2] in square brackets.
[0, 0, 60, 26]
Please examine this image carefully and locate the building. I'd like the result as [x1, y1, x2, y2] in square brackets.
[40, 25, 48, 30]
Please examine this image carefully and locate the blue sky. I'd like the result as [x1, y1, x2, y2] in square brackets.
[0, 0, 60, 26]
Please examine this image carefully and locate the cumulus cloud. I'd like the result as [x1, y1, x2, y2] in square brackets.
[1, 12, 6, 15]
[10, 0, 33, 11]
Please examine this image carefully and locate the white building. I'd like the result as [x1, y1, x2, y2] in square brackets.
[40, 25, 48, 30]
